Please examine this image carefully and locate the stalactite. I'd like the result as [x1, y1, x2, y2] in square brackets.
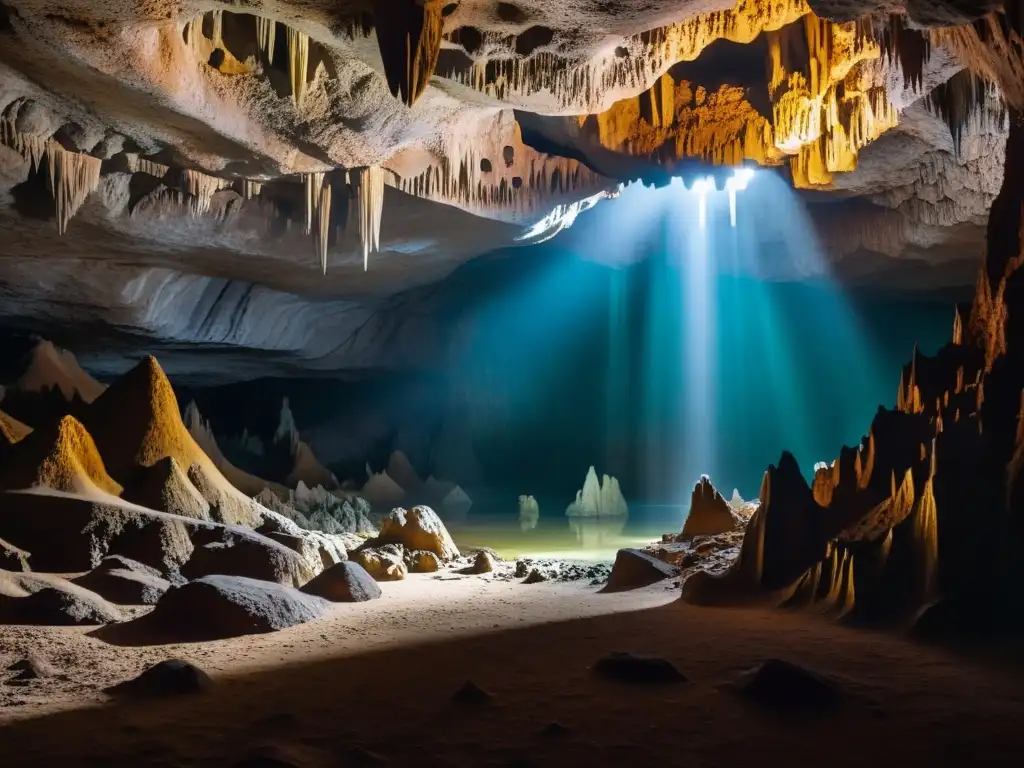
[180, 168, 230, 217]
[354, 166, 385, 271]
[287, 28, 310, 108]
[126, 154, 169, 178]
[44, 141, 103, 235]
[304, 172, 325, 235]
[315, 183, 331, 274]
[240, 179, 263, 200]
[879, 14, 930, 92]
[0, 118, 46, 171]
[256, 16, 277, 63]
[210, 9, 224, 48]
[374, 0, 445, 106]
[925, 69, 1001, 156]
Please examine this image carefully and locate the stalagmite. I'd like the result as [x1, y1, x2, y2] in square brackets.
[354, 166, 385, 271]
[256, 16, 276, 63]
[374, 0, 445, 106]
[287, 28, 310, 108]
[953, 305, 964, 345]
[44, 141, 103, 235]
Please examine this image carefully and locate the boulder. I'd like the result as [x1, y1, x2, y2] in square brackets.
[682, 475, 744, 537]
[0, 579, 124, 625]
[100, 575, 332, 643]
[522, 568, 547, 584]
[182, 527, 320, 588]
[375, 506, 459, 561]
[0, 492, 195, 575]
[301, 562, 382, 602]
[405, 549, 441, 573]
[105, 659, 214, 697]
[72, 556, 170, 605]
[592, 652, 687, 684]
[352, 546, 407, 581]
[732, 659, 842, 710]
[469, 550, 496, 574]
[602, 548, 679, 593]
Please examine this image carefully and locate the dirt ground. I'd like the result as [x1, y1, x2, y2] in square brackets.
[1, 574, 1022, 767]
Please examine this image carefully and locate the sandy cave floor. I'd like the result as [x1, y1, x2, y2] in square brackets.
[0, 574, 1022, 767]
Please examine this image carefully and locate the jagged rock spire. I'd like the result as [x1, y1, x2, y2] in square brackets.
[374, 0, 445, 107]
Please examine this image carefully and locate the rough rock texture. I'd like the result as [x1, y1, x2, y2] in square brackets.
[405, 549, 441, 573]
[300, 561, 382, 602]
[0, 1, 1007, 382]
[120, 456, 211, 520]
[100, 575, 332, 644]
[374, 506, 460, 561]
[181, 526, 320, 588]
[0, 579, 124, 626]
[602, 548, 679, 593]
[682, 475, 745, 537]
[351, 545, 408, 582]
[71, 556, 170, 605]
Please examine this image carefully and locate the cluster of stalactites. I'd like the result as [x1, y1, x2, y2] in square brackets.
[46, 141, 103, 236]
[183, 10, 311, 109]
[353, 166, 385, 271]
[304, 172, 332, 273]
[2, 121, 105, 235]
[374, 0, 445, 106]
[441, 0, 811, 112]
[925, 68, 1005, 156]
[389, 150, 605, 218]
[877, 13, 930, 92]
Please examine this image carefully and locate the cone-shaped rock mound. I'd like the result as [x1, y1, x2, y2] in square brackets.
[0, 410, 32, 446]
[0, 415, 121, 496]
[683, 475, 744, 537]
[121, 456, 210, 520]
[14, 339, 106, 404]
[83, 356, 202, 477]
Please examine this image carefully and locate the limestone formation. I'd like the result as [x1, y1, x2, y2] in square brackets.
[518, 494, 540, 530]
[682, 476, 744, 537]
[374, 506, 460, 561]
[566, 466, 628, 517]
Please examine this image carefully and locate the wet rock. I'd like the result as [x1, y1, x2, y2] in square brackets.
[105, 659, 214, 697]
[405, 549, 441, 573]
[352, 546, 407, 581]
[522, 568, 547, 584]
[375, 506, 459, 561]
[7, 654, 58, 681]
[591, 652, 687, 684]
[301, 561, 382, 602]
[452, 680, 493, 707]
[733, 659, 842, 711]
[602, 548, 679, 593]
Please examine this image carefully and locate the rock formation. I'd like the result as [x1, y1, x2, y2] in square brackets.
[682, 476, 745, 537]
[566, 466, 629, 517]
[518, 494, 540, 530]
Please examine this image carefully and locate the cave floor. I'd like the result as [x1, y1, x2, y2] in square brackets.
[1, 575, 1022, 766]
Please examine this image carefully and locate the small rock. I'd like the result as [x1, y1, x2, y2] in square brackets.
[7, 654, 58, 681]
[352, 547, 407, 582]
[405, 549, 441, 573]
[539, 721, 570, 739]
[602, 548, 679, 593]
[301, 562, 381, 602]
[452, 680, 493, 707]
[522, 569, 547, 584]
[732, 659, 842, 711]
[470, 551, 496, 574]
[514, 560, 530, 578]
[591, 652, 687, 684]
[105, 659, 214, 698]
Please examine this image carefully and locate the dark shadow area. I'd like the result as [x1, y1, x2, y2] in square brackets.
[2, 601, 1023, 766]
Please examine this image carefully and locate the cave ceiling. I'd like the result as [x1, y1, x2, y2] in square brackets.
[0, 0, 1020, 381]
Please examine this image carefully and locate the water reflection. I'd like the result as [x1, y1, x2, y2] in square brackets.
[568, 515, 627, 549]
